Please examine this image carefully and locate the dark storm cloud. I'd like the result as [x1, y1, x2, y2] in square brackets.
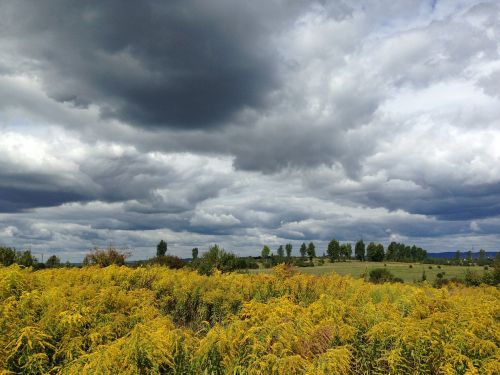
[346, 182, 500, 221]
[0, 186, 85, 213]
[0, 0, 307, 128]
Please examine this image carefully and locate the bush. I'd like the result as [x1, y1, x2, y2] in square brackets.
[428, 266, 433, 269]
[409, 264, 413, 268]
[0, 246, 16, 266]
[464, 269, 482, 286]
[46, 254, 61, 268]
[193, 245, 244, 275]
[151, 255, 186, 269]
[293, 259, 314, 267]
[273, 263, 298, 278]
[433, 278, 449, 288]
[0, 247, 38, 268]
[82, 247, 130, 267]
[369, 268, 397, 284]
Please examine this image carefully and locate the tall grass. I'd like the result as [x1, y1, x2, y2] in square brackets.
[0, 264, 498, 374]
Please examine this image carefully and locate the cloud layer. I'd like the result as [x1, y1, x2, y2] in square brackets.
[1, 0, 499, 260]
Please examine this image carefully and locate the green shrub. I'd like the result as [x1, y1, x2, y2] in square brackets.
[82, 247, 130, 267]
[369, 268, 397, 284]
[151, 255, 186, 269]
[193, 245, 244, 275]
[464, 269, 482, 286]
[293, 259, 314, 267]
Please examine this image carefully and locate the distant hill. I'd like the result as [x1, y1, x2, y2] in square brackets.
[428, 251, 498, 259]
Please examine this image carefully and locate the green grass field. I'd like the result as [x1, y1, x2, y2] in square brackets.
[249, 260, 487, 283]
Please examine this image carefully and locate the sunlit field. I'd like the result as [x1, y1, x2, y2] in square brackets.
[1, 264, 498, 374]
[249, 261, 488, 283]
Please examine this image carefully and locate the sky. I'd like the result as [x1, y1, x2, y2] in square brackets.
[0, 0, 499, 262]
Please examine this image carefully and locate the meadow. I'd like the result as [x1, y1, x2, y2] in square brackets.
[0, 264, 499, 374]
[249, 261, 487, 283]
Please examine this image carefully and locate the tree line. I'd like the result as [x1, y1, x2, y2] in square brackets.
[0, 246, 61, 269]
[3, 239, 498, 275]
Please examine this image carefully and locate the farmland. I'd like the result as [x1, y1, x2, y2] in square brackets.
[1, 264, 499, 374]
[249, 261, 488, 283]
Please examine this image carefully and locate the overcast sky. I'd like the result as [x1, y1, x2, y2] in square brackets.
[1, 0, 499, 261]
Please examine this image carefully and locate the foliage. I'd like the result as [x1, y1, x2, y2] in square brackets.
[327, 239, 340, 262]
[192, 245, 257, 275]
[150, 255, 186, 269]
[16, 250, 38, 268]
[192, 247, 199, 260]
[368, 268, 403, 284]
[0, 246, 16, 266]
[299, 243, 307, 259]
[261, 245, 270, 259]
[277, 245, 285, 259]
[478, 249, 487, 266]
[0, 264, 498, 374]
[82, 247, 130, 267]
[306, 242, 316, 262]
[354, 240, 365, 261]
[386, 242, 427, 262]
[340, 243, 352, 261]
[367, 242, 385, 262]
[0, 247, 38, 268]
[45, 255, 61, 268]
[156, 240, 168, 257]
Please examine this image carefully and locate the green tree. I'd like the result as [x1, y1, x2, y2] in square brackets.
[16, 250, 37, 267]
[327, 239, 340, 262]
[340, 243, 352, 261]
[454, 250, 461, 265]
[46, 255, 61, 268]
[192, 247, 199, 261]
[376, 243, 385, 261]
[367, 242, 384, 262]
[386, 242, 397, 261]
[156, 240, 167, 257]
[492, 252, 500, 284]
[354, 240, 365, 261]
[261, 245, 270, 259]
[478, 249, 486, 266]
[277, 245, 285, 259]
[307, 242, 316, 262]
[285, 243, 293, 259]
[0, 246, 16, 266]
[196, 245, 238, 275]
[299, 243, 307, 259]
[83, 247, 130, 267]
[466, 250, 473, 265]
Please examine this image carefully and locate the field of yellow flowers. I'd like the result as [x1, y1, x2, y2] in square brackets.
[0, 264, 498, 374]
